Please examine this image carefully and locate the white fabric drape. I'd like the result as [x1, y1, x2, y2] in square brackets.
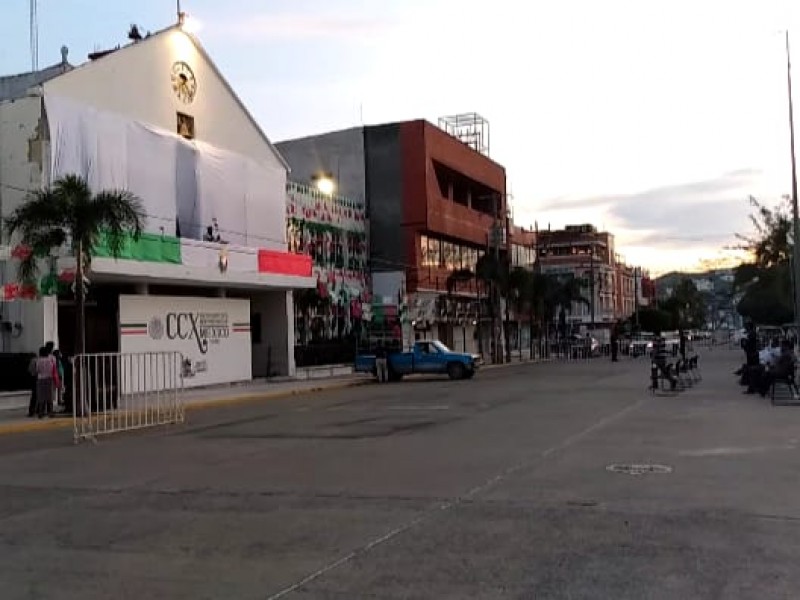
[245, 158, 286, 250]
[44, 94, 287, 248]
[127, 122, 177, 235]
[194, 141, 247, 246]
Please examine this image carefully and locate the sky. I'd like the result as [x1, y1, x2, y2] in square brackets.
[2, 0, 800, 275]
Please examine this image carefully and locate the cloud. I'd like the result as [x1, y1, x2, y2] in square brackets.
[204, 13, 397, 43]
[525, 169, 770, 272]
[537, 169, 761, 213]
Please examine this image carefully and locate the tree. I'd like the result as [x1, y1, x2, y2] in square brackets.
[551, 275, 588, 337]
[736, 195, 793, 268]
[508, 267, 535, 359]
[661, 278, 707, 329]
[637, 306, 672, 332]
[5, 175, 145, 355]
[733, 195, 794, 325]
[475, 253, 509, 362]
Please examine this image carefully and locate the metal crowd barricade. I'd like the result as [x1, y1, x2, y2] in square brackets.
[72, 351, 184, 443]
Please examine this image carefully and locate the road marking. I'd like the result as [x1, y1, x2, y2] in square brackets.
[386, 405, 450, 411]
[679, 443, 798, 457]
[264, 395, 649, 599]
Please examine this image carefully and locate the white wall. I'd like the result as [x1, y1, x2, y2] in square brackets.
[0, 97, 45, 220]
[43, 29, 287, 249]
[251, 291, 295, 378]
[119, 294, 251, 388]
[43, 29, 281, 169]
[0, 97, 52, 354]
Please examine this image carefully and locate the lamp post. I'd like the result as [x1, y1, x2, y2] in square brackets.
[634, 266, 640, 330]
[786, 31, 800, 332]
[589, 244, 596, 329]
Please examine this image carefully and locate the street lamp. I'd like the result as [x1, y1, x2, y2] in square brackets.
[313, 172, 336, 196]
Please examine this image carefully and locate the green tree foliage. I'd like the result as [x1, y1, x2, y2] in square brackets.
[637, 307, 673, 332]
[5, 175, 144, 354]
[661, 278, 707, 329]
[734, 196, 794, 325]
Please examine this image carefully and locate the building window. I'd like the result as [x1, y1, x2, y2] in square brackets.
[177, 112, 195, 139]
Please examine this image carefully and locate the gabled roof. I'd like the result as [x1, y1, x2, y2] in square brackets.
[38, 24, 289, 171]
[0, 61, 73, 102]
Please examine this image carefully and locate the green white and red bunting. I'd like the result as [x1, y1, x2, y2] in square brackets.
[232, 322, 251, 333]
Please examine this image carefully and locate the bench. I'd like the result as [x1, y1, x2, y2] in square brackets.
[770, 370, 800, 406]
[674, 359, 693, 389]
[650, 362, 678, 394]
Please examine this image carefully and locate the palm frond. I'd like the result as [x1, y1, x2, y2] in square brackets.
[54, 174, 92, 205]
[16, 255, 39, 285]
[13, 228, 67, 284]
[5, 189, 68, 238]
[90, 189, 145, 259]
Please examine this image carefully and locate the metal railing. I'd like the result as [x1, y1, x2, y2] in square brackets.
[72, 351, 184, 443]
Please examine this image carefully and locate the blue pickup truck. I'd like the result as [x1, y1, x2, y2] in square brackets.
[355, 340, 481, 381]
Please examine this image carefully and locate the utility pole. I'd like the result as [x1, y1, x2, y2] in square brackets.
[634, 267, 640, 330]
[490, 193, 503, 363]
[787, 31, 800, 332]
[589, 243, 595, 329]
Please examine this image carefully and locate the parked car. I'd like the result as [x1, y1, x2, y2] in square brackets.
[354, 340, 480, 381]
[554, 334, 601, 358]
[628, 334, 653, 357]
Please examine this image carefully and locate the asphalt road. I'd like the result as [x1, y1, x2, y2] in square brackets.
[2, 348, 800, 599]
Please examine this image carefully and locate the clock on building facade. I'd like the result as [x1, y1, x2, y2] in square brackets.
[171, 61, 197, 104]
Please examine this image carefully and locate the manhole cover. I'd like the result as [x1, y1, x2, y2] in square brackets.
[606, 463, 673, 476]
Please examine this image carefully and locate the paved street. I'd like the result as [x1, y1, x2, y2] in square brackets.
[1, 348, 800, 599]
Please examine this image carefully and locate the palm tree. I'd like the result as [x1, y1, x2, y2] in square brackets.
[5, 174, 145, 355]
[508, 267, 534, 360]
[552, 276, 588, 337]
[476, 253, 512, 362]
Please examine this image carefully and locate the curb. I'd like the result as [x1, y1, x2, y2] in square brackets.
[0, 379, 372, 437]
[184, 379, 372, 412]
[0, 416, 74, 436]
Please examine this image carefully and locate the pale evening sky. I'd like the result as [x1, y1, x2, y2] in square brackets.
[2, 0, 800, 275]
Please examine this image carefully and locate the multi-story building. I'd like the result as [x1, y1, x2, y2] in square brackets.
[536, 224, 641, 331]
[277, 115, 507, 355]
[0, 24, 314, 384]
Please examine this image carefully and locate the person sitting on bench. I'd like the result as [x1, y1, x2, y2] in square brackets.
[758, 339, 796, 397]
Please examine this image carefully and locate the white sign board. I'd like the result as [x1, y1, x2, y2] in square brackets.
[119, 295, 252, 389]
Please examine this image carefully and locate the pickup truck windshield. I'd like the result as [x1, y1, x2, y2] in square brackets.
[432, 341, 452, 353]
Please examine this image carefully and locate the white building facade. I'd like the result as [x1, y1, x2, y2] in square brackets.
[0, 25, 313, 384]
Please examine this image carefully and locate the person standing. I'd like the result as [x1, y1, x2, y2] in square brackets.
[53, 349, 65, 411]
[34, 346, 60, 418]
[679, 329, 687, 362]
[610, 325, 619, 362]
[652, 330, 677, 390]
[27, 352, 38, 418]
[375, 342, 389, 383]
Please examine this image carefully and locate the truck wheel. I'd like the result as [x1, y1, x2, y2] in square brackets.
[464, 370, 475, 379]
[447, 362, 465, 380]
[389, 371, 403, 382]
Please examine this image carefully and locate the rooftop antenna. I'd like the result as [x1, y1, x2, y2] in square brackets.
[177, 0, 186, 25]
[29, 0, 39, 71]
